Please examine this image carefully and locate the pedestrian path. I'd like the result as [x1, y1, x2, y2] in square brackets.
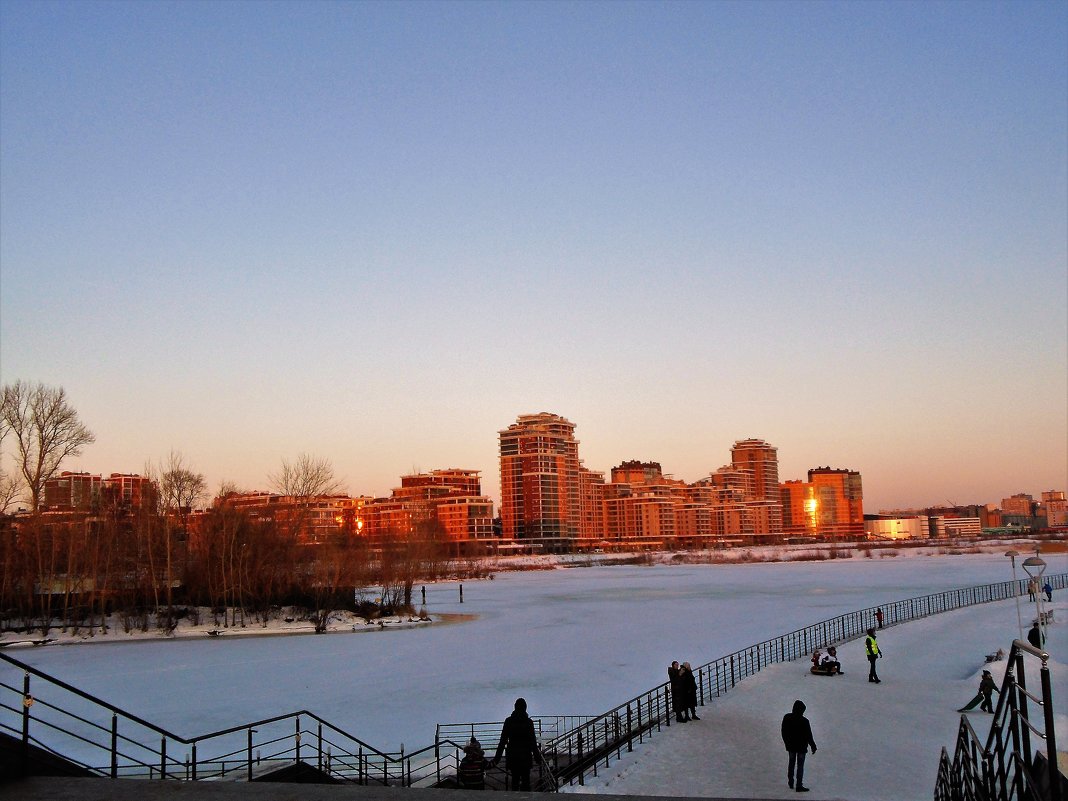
[562, 597, 1067, 801]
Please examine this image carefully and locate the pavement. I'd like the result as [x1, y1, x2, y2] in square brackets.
[0, 777, 785, 801]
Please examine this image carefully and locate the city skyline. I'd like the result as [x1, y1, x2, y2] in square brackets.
[1, 2, 1065, 512]
[21, 412, 1066, 517]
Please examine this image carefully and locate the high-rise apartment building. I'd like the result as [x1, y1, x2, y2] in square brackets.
[499, 413, 582, 546]
[780, 479, 817, 535]
[578, 466, 606, 542]
[602, 461, 685, 546]
[779, 468, 863, 539]
[730, 439, 783, 534]
[808, 467, 864, 539]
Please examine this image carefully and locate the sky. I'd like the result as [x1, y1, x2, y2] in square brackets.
[1, 0, 1065, 512]
[4, 552, 1066, 801]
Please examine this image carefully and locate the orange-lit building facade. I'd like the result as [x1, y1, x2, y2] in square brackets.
[499, 413, 583, 546]
[41, 471, 156, 513]
[578, 466, 606, 543]
[215, 492, 370, 543]
[43, 471, 102, 511]
[602, 461, 686, 547]
[103, 473, 154, 510]
[1043, 491, 1068, 527]
[809, 467, 864, 538]
[780, 480, 817, 535]
[729, 439, 783, 535]
[363, 469, 494, 546]
[779, 468, 864, 540]
[211, 471, 495, 548]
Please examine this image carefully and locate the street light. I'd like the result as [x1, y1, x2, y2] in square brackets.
[1022, 555, 1047, 647]
[1005, 550, 1024, 641]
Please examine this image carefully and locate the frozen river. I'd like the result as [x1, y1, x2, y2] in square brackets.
[5, 552, 1054, 752]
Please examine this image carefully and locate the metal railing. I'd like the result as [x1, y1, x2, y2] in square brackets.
[935, 640, 1062, 801]
[549, 572, 1067, 786]
[0, 656, 424, 785]
[1, 571, 1064, 790]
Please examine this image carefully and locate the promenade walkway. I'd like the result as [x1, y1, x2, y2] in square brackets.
[561, 596, 1066, 801]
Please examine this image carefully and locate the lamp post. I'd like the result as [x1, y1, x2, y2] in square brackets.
[1023, 555, 1047, 647]
[1005, 550, 1024, 642]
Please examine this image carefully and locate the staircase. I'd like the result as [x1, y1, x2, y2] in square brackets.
[935, 640, 1065, 801]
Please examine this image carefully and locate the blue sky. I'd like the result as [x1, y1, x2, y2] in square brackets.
[1, 0, 1065, 510]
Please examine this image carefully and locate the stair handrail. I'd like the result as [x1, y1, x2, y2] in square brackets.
[934, 639, 1062, 801]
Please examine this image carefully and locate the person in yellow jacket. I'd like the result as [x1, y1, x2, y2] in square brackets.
[865, 628, 882, 683]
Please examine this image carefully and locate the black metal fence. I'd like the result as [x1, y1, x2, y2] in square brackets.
[0, 657, 445, 786]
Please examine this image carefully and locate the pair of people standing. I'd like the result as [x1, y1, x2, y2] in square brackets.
[668, 660, 700, 722]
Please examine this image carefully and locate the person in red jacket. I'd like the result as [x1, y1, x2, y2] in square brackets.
[781, 699, 817, 793]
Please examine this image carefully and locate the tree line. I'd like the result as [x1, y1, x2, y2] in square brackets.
[0, 381, 473, 636]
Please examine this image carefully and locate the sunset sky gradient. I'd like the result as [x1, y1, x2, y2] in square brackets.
[1, 1, 1065, 511]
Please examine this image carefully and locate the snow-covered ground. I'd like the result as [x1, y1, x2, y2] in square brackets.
[2, 548, 1065, 801]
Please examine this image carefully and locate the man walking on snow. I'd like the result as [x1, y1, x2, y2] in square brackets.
[781, 699, 817, 792]
[866, 628, 882, 683]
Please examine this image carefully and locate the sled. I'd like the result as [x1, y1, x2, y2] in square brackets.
[810, 665, 841, 676]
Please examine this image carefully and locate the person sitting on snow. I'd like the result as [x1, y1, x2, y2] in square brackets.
[819, 646, 842, 675]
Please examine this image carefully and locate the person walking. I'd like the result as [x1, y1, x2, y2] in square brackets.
[1027, 621, 1044, 650]
[680, 662, 700, 720]
[457, 737, 491, 789]
[875, 608, 884, 629]
[1043, 581, 1053, 602]
[781, 699, 817, 792]
[957, 670, 999, 713]
[493, 698, 540, 791]
[865, 628, 882, 683]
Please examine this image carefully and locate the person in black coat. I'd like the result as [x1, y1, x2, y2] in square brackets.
[781, 699, 817, 792]
[680, 662, 700, 720]
[493, 697, 540, 791]
[1027, 621, 1044, 649]
[668, 661, 687, 722]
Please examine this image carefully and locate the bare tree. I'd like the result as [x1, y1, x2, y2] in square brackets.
[153, 451, 207, 626]
[268, 453, 343, 498]
[158, 450, 208, 526]
[1, 382, 95, 511]
[269, 455, 349, 630]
